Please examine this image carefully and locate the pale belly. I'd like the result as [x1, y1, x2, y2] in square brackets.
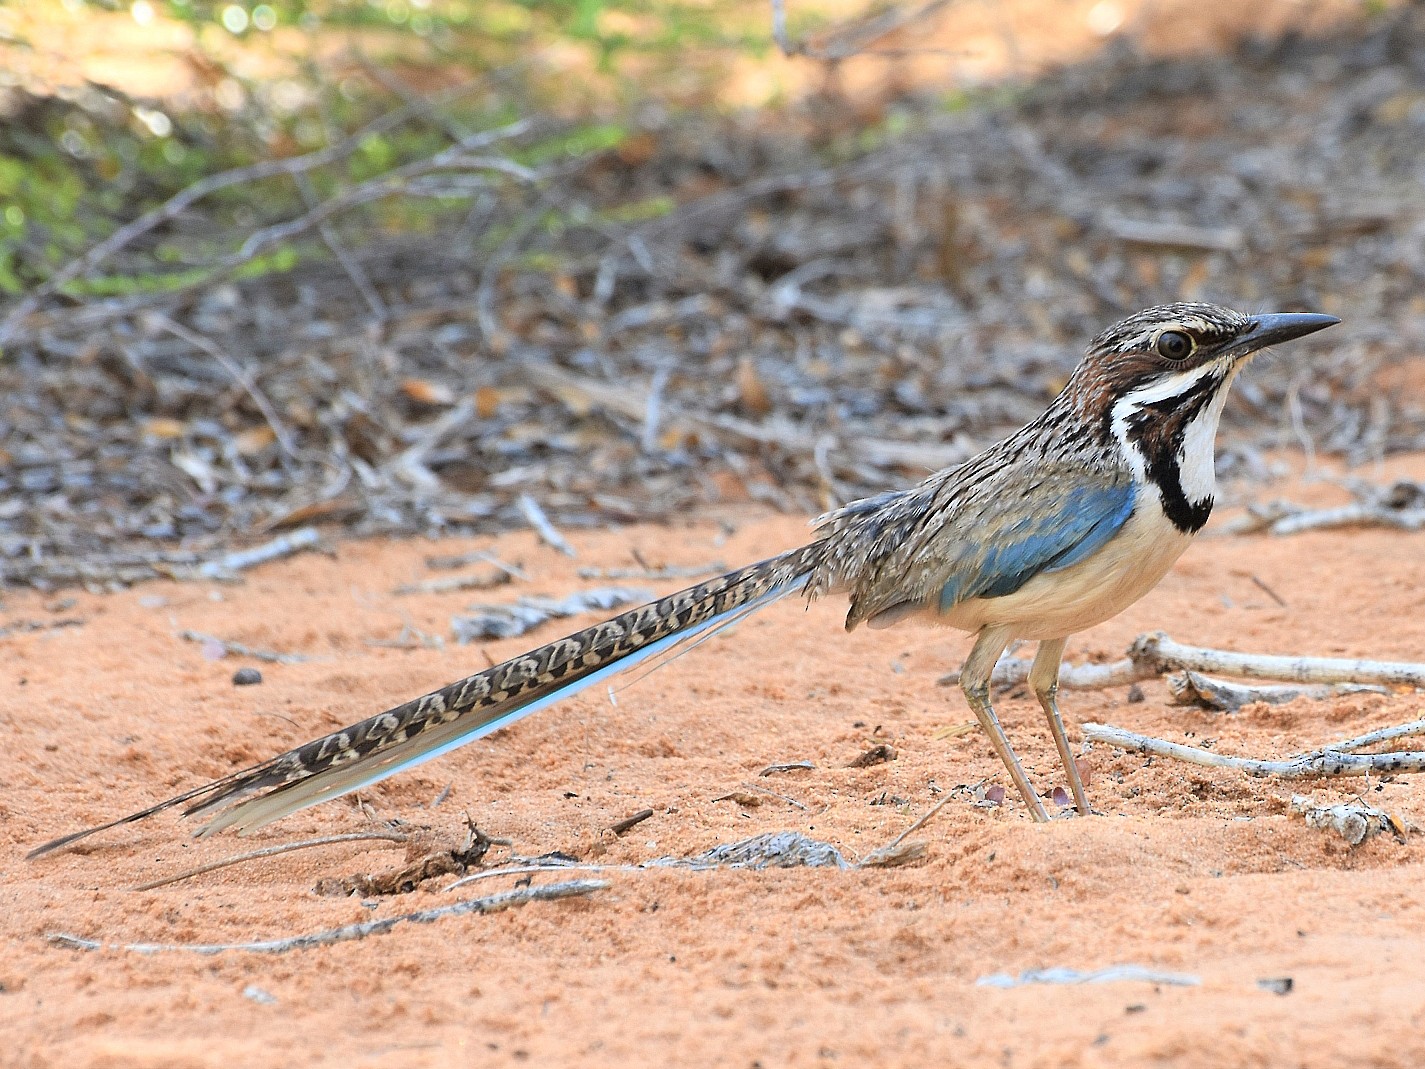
[934, 500, 1195, 640]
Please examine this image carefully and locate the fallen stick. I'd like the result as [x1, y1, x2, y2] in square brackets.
[518, 493, 575, 557]
[1224, 479, 1425, 537]
[731, 781, 809, 811]
[938, 657, 1151, 690]
[857, 795, 952, 870]
[1269, 503, 1425, 536]
[424, 550, 527, 578]
[946, 633, 1425, 692]
[0, 618, 85, 641]
[1289, 795, 1399, 846]
[1132, 632, 1425, 687]
[178, 630, 308, 665]
[608, 809, 654, 836]
[1102, 214, 1244, 253]
[1167, 670, 1389, 712]
[132, 831, 409, 892]
[760, 760, 815, 776]
[196, 527, 322, 579]
[1082, 722, 1425, 778]
[978, 964, 1201, 989]
[446, 823, 931, 895]
[393, 569, 513, 596]
[1329, 718, 1425, 753]
[577, 561, 727, 581]
[388, 398, 478, 490]
[48, 879, 607, 954]
[147, 312, 299, 462]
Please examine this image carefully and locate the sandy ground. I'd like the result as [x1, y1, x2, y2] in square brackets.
[5, 455, 1425, 1068]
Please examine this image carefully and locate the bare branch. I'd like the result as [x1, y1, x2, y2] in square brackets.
[1132, 632, 1425, 687]
[1329, 719, 1425, 754]
[195, 526, 323, 579]
[939, 656, 1151, 690]
[1083, 722, 1425, 778]
[177, 629, 308, 665]
[518, 493, 576, 557]
[1167, 670, 1389, 713]
[48, 878, 608, 953]
[770, 0, 957, 60]
[131, 831, 408, 891]
[0, 81, 496, 345]
[295, 171, 388, 321]
[946, 634, 1425, 692]
[145, 312, 300, 461]
[1269, 503, 1425, 535]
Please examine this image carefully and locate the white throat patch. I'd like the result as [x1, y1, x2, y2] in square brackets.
[1108, 359, 1238, 509]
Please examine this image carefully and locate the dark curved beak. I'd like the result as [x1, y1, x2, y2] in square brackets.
[1226, 312, 1340, 360]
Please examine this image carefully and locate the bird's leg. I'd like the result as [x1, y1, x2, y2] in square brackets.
[1029, 637, 1091, 816]
[960, 626, 1050, 822]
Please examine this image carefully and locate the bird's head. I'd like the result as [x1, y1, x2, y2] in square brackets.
[1063, 302, 1339, 532]
[1073, 302, 1338, 412]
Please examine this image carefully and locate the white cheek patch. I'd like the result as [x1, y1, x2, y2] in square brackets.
[1176, 396, 1226, 503]
[1107, 363, 1220, 481]
[1175, 362, 1241, 504]
[1107, 358, 1239, 513]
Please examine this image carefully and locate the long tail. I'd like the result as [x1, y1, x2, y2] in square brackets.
[28, 545, 821, 859]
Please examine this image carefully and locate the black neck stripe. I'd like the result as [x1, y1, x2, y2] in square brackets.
[1124, 371, 1222, 534]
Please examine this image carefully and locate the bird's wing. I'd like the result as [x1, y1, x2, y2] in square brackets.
[828, 464, 1136, 629]
[934, 478, 1135, 608]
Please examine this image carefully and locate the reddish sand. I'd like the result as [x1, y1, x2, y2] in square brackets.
[5, 455, 1425, 1068]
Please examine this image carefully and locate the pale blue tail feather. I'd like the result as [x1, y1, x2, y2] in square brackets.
[197, 574, 810, 836]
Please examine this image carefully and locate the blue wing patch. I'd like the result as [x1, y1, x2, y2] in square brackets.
[939, 482, 1135, 611]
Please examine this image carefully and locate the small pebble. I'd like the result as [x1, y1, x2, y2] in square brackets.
[1126, 683, 1145, 703]
[232, 667, 263, 686]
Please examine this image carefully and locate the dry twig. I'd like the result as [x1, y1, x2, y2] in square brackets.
[196, 527, 323, 579]
[48, 879, 607, 954]
[0, 83, 499, 345]
[1290, 795, 1401, 846]
[577, 561, 727, 582]
[518, 494, 576, 557]
[393, 569, 513, 596]
[770, 0, 957, 60]
[178, 629, 308, 664]
[1083, 722, 1425, 779]
[1132, 633, 1425, 687]
[146, 313, 300, 462]
[1167, 670, 1389, 712]
[132, 831, 409, 891]
[608, 809, 655, 836]
[944, 632, 1425, 691]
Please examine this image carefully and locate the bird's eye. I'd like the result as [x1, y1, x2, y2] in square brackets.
[1156, 331, 1194, 360]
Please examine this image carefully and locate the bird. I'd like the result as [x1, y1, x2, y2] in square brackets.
[28, 303, 1338, 857]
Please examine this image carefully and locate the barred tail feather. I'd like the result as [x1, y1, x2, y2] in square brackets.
[29, 546, 818, 858]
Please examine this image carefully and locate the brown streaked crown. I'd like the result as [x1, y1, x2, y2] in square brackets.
[1064, 303, 1253, 429]
[1087, 302, 1252, 361]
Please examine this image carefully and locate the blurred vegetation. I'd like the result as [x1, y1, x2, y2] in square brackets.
[0, 0, 799, 300]
[142, 0, 781, 68]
